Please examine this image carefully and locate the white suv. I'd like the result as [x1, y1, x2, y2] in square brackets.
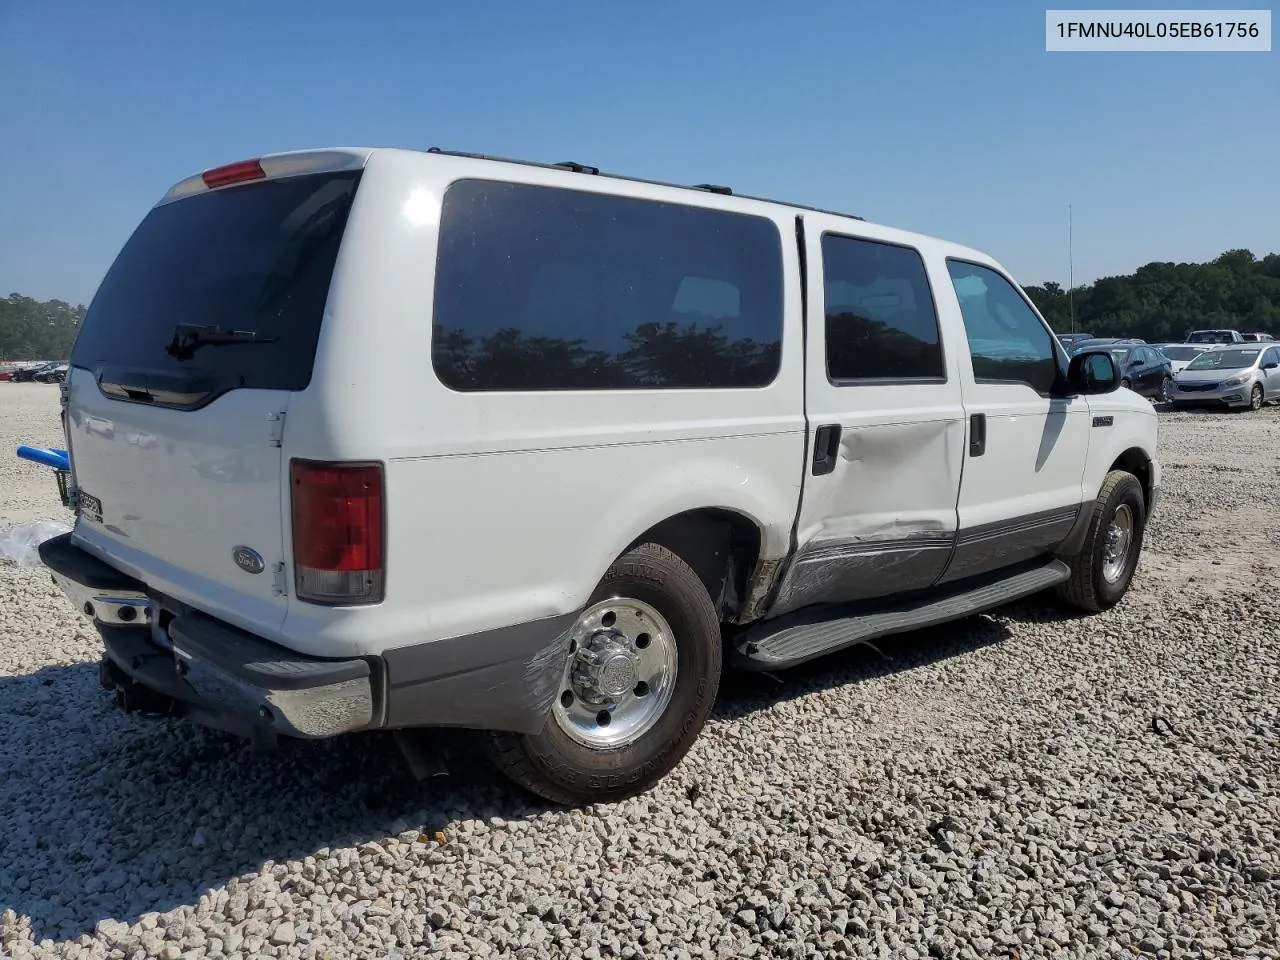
[41, 147, 1160, 804]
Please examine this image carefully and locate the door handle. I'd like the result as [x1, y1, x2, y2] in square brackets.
[969, 413, 986, 457]
[812, 424, 842, 476]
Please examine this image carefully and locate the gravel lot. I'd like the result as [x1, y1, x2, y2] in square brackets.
[2, 382, 1278, 960]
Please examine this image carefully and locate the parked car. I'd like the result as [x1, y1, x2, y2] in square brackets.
[11, 362, 58, 383]
[0, 367, 14, 382]
[1056, 332, 1095, 349]
[34, 363, 69, 383]
[1240, 332, 1276, 342]
[1069, 341, 1171, 400]
[1171, 344, 1280, 411]
[37, 147, 1161, 804]
[1186, 329, 1244, 344]
[1155, 343, 1214, 375]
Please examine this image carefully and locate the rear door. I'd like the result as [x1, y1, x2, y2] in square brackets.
[769, 217, 966, 617]
[64, 160, 363, 636]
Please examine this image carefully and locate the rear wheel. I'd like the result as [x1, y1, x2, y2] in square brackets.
[1056, 471, 1146, 613]
[486, 543, 721, 805]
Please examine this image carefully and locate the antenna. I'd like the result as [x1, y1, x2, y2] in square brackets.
[1068, 203, 1075, 333]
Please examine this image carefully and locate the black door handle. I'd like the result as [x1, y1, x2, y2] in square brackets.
[969, 413, 986, 457]
[812, 423, 842, 475]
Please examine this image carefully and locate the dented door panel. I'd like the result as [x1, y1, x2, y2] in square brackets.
[771, 416, 964, 615]
[774, 216, 968, 617]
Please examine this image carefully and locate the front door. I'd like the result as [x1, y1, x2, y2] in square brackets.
[1262, 346, 1280, 397]
[768, 217, 967, 618]
[938, 258, 1092, 584]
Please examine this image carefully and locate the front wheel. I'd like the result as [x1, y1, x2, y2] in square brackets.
[1249, 384, 1264, 411]
[1159, 376, 1172, 402]
[486, 543, 722, 805]
[1056, 471, 1146, 613]
[1120, 379, 1132, 391]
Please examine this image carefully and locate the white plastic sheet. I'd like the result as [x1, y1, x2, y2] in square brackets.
[0, 519, 72, 567]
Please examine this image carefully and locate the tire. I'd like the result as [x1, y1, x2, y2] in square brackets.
[1055, 470, 1146, 613]
[1120, 379, 1131, 391]
[486, 542, 722, 805]
[1249, 384, 1263, 411]
[1159, 376, 1172, 402]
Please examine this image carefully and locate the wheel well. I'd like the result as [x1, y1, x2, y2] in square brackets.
[625, 509, 762, 621]
[1110, 448, 1153, 509]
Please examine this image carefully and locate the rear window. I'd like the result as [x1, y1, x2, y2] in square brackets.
[71, 171, 361, 392]
[430, 179, 784, 391]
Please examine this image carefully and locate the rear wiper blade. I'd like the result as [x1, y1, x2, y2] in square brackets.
[165, 323, 279, 361]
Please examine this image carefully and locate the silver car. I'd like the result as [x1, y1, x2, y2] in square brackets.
[1171, 344, 1280, 411]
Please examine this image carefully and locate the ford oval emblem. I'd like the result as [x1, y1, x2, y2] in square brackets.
[233, 546, 265, 575]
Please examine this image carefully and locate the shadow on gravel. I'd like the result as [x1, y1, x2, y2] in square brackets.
[715, 606, 1017, 720]
[0, 662, 551, 942]
[0, 598, 1053, 941]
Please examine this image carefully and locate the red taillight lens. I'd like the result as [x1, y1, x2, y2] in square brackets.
[290, 460, 385, 605]
[201, 159, 266, 189]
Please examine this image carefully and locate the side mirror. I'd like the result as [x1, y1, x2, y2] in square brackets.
[1263, 361, 1279, 370]
[1067, 350, 1119, 395]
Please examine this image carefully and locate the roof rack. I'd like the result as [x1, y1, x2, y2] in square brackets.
[422, 147, 864, 222]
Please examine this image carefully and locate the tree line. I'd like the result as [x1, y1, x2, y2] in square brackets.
[0, 295, 85, 361]
[1023, 249, 1280, 341]
[4, 248, 1278, 362]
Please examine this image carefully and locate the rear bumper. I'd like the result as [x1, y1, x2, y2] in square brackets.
[39, 533, 376, 739]
[38, 533, 575, 739]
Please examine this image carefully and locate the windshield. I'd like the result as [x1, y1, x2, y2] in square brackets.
[1185, 348, 1260, 371]
[1161, 346, 1202, 361]
[71, 170, 362, 391]
[1187, 331, 1235, 343]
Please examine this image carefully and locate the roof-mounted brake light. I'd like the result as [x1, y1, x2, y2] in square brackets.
[201, 159, 266, 189]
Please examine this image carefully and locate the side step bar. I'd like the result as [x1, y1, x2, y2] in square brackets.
[733, 559, 1071, 671]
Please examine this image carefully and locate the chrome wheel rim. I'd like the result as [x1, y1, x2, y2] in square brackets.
[552, 597, 678, 749]
[1251, 386, 1263, 410]
[1102, 504, 1134, 584]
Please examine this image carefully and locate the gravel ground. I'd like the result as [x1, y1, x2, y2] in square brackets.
[1, 382, 1278, 960]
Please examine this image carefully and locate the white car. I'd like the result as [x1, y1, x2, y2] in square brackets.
[1171, 344, 1280, 411]
[1156, 342, 1215, 375]
[40, 147, 1162, 803]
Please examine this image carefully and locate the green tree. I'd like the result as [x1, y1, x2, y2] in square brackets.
[1022, 249, 1280, 341]
[0, 294, 85, 361]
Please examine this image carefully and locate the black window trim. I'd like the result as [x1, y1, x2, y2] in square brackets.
[819, 230, 949, 388]
[429, 176, 790, 395]
[945, 256, 1068, 399]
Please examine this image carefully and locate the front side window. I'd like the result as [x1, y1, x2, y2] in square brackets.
[431, 180, 784, 391]
[820, 234, 944, 381]
[947, 260, 1057, 394]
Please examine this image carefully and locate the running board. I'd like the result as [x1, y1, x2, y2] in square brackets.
[733, 559, 1071, 671]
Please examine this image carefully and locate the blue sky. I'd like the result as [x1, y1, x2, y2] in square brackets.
[2, 0, 1275, 305]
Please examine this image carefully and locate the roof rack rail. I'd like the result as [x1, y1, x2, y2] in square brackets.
[421, 147, 864, 221]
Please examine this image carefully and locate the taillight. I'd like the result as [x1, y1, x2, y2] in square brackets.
[290, 460, 385, 605]
[201, 159, 266, 189]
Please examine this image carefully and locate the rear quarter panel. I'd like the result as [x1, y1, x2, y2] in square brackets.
[278, 151, 806, 658]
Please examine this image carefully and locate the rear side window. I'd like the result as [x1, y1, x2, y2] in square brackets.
[431, 180, 784, 391]
[71, 171, 361, 392]
[820, 234, 944, 382]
